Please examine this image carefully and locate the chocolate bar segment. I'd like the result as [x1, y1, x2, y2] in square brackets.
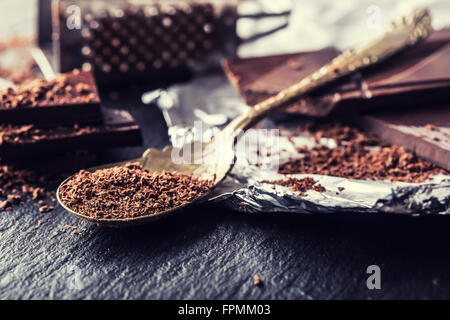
[357, 105, 449, 171]
[0, 108, 142, 159]
[223, 29, 450, 117]
[223, 48, 339, 108]
[0, 70, 103, 125]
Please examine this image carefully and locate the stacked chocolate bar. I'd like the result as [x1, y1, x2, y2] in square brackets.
[0, 70, 142, 161]
[223, 29, 450, 171]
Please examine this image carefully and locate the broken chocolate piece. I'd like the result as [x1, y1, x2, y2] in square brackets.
[223, 48, 339, 112]
[0, 70, 103, 125]
[223, 29, 450, 117]
[0, 108, 142, 159]
[357, 105, 450, 171]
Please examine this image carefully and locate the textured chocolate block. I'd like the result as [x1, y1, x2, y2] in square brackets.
[223, 29, 450, 117]
[357, 106, 449, 171]
[0, 70, 102, 125]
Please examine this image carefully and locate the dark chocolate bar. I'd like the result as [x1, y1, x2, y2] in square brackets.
[0, 108, 142, 159]
[0, 70, 103, 125]
[222, 29, 450, 117]
[356, 105, 449, 171]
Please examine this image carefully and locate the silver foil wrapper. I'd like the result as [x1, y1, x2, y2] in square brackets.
[142, 74, 450, 216]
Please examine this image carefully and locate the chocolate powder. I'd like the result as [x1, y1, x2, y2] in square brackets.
[59, 163, 214, 220]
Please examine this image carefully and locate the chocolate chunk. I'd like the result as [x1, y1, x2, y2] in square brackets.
[356, 105, 450, 171]
[56, 2, 238, 87]
[0, 200, 12, 211]
[39, 205, 54, 213]
[0, 70, 103, 125]
[0, 108, 142, 159]
[0, 164, 56, 213]
[223, 29, 450, 117]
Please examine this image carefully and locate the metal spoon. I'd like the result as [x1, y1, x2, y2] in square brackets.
[57, 9, 432, 227]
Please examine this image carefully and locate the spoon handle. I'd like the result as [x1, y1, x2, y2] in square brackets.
[224, 8, 432, 135]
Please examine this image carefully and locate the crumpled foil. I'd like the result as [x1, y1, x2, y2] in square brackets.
[143, 74, 450, 215]
[137, 0, 450, 216]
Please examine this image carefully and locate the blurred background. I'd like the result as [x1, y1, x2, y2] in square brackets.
[2, 0, 450, 54]
[1, 0, 449, 90]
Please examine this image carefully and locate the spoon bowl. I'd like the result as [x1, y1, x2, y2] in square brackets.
[56, 137, 235, 227]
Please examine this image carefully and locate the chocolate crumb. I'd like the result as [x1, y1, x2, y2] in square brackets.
[0, 200, 12, 211]
[39, 205, 54, 213]
[35, 220, 42, 229]
[7, 194, 21, 204]
[287, 59, 302, 70]
[0, 123, 104, 146]
[253, 275, 263, 287]
[425, 124, 440, 132]
[0, 70, 97, 110]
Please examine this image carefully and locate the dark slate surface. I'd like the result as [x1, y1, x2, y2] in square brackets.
[1, 90, 450, 300]
[1, 1, 450, 300]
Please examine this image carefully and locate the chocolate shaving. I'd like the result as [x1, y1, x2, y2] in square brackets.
[0, 123, 103, 145]
[0, 63, 37, 85]
[59, 163, 214, 220]
[265, 177, 326, 197]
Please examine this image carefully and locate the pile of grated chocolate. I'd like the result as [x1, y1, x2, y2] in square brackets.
[0, 165, 55, 212]
[265, 176, 326, 197]
[280, 123, 446, 183]
[59, 163, 214, 220]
